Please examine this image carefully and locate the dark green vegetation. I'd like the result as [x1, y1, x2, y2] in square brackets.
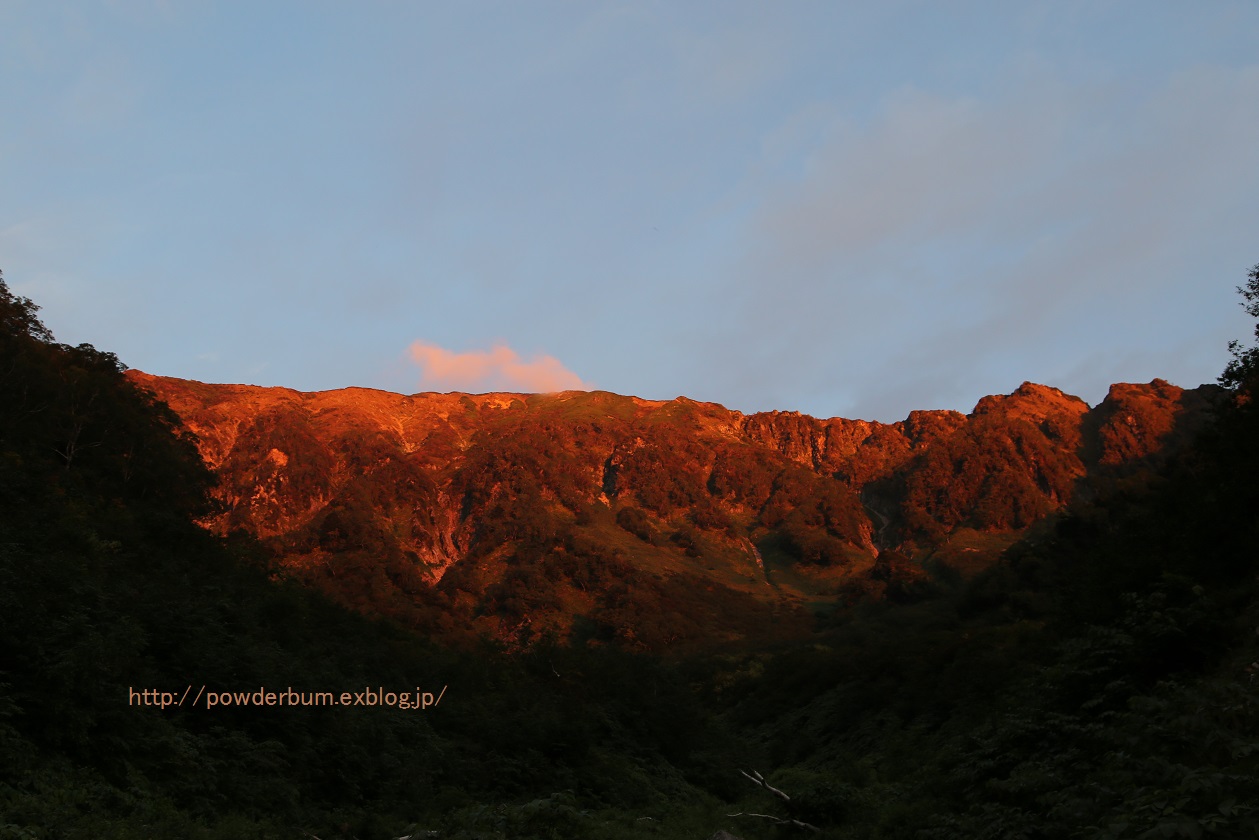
[2, 265, 1258, 838]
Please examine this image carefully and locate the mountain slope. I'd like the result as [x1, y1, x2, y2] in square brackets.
[128, 371, 1217, 647]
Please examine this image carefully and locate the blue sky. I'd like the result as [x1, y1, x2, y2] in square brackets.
[2, 1, 1257, 421]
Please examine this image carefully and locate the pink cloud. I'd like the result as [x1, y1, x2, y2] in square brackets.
[407, 341, 592, 393]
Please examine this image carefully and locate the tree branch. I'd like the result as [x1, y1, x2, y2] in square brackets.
[739, 769, 791, 802]
[726, 811, 821, 833]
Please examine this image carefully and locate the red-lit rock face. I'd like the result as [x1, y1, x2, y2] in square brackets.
[127, 370, 1217, 647]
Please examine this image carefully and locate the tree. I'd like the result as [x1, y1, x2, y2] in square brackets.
[0, 269, 54, 343]
[1219, 262, 1259, 393]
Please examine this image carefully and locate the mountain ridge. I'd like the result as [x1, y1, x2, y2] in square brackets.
[126, 369, 1221, 648]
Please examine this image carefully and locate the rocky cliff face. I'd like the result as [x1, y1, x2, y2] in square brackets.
[127, 371, 1219, 647]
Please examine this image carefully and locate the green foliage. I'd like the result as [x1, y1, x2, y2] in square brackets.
[1219, 263, 1259, 393]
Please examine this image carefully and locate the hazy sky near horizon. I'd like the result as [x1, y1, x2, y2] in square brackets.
[3, 2, 1257, 421]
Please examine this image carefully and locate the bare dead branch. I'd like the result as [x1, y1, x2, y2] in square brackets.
[726, 811, 821, 833]
[739, 768, 791, 801]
